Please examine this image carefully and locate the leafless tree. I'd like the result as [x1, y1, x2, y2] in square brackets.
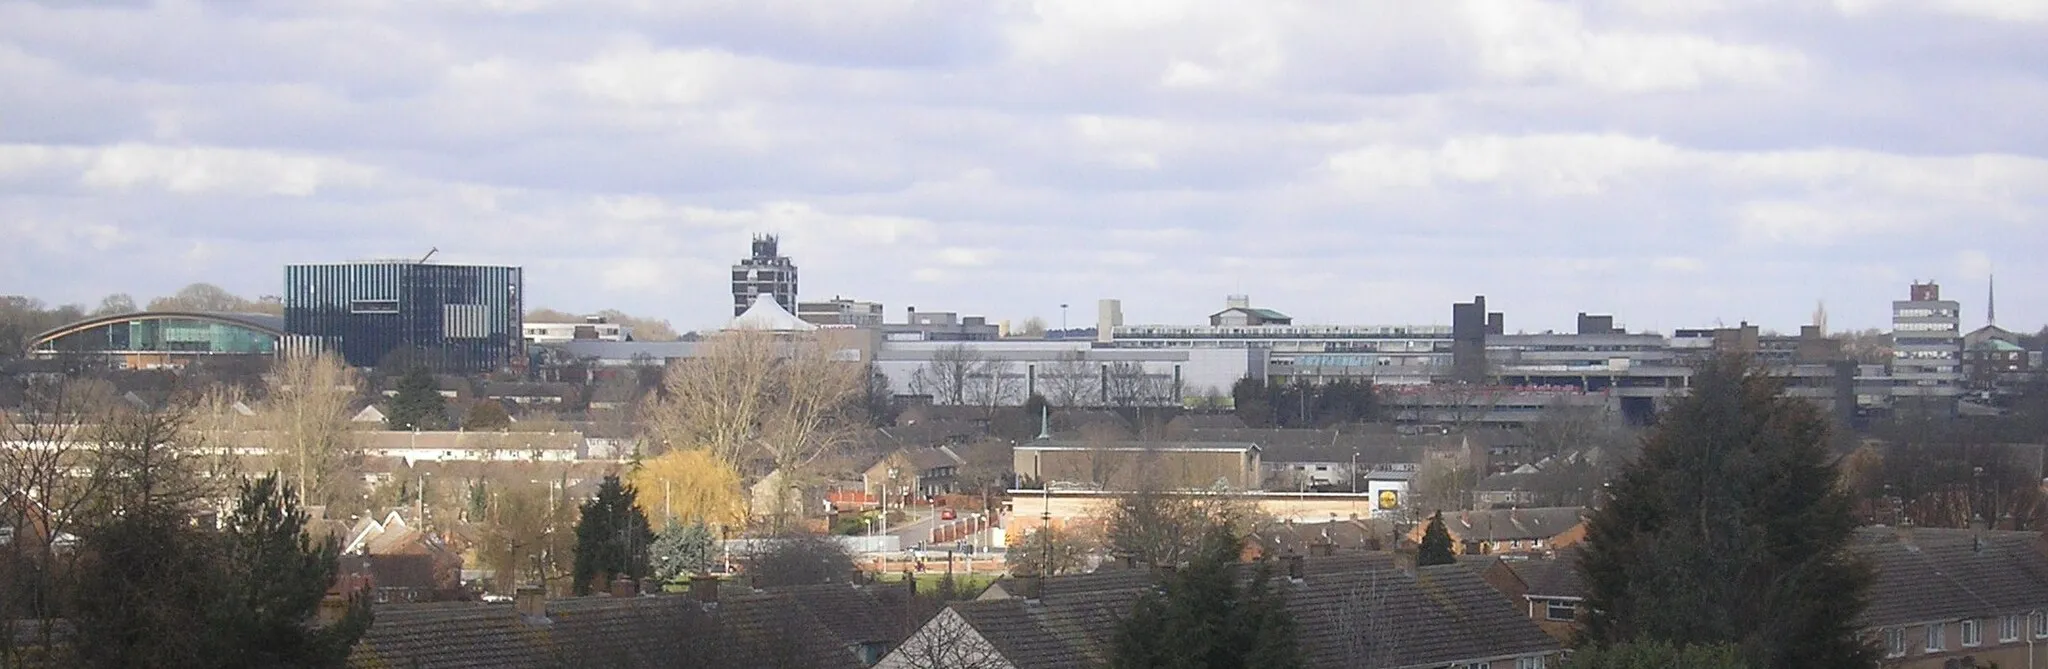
[1103, 361, 1172, 407]
[645, 330, 863, 524]
[259, 351, 364, 511]
[964, 358, 1024, 418]
[909, 344, 980, 406]
[884, 608, 1008, 669]
[1042, 351, 1097, 408]
[1100, 485, 1253, 567]
[0, 379, 116, 628]
[1414, 457, 1476, 514]
[1007, 524, 1092, 577]
[1334, 569, 1412, 668]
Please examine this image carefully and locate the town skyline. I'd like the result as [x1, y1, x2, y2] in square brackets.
[2, 1, 2044, 333]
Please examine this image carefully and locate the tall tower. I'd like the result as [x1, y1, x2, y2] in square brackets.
[1891, 281, 1961, 417]
[731, 234, 798, 317]
[1988, 273, 1997, 326]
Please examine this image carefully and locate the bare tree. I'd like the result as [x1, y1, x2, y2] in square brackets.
[885, 608, 1008, 669]
[1103, 361, 1171, 407]
[1334, 569, 1412, 668]
[909, 344, 980, 406]
[1042, 351, 1097, 408]
[644, 330, 864, 524]
[260, 352, 363, 511]
[91, 293, 137, 316]
[1100, 486, 1253, 567]
[964, 358, 1024, 417]
[0, 379, 117, 626]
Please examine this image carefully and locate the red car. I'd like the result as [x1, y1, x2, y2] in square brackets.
[939, 508, 956, 521]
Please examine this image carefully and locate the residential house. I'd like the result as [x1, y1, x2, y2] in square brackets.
[1858, 528, 2048, 669]
[886, 552, 1561, 668]
[1242, 518, 1389, 560]
[864, 446, 967, 501]
[355, 430, 586, 463]
[1477, 527, 2048, 669]
[1480, 554, 1587, 643]
[480, 382, 580, 407]
[1405, 507, 1589, 556]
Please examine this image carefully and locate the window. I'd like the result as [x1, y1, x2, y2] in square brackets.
[1516, 658, 1546, 669]
[2002, 615, 2020, 643]
[1927, 623, 1945, 652]
[1885, 628, 1906, 658]
[1962, 619, 1981, 647]
[1545, 600, 1576, 622]
[2035, 611, 2048, 639]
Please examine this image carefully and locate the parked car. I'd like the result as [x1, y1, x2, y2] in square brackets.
[939, 508, 956, 521]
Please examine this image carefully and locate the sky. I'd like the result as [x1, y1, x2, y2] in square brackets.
[1, 0, 2044, 335]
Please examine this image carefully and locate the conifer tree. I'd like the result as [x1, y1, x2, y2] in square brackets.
[1417, 511, 1457, 566]
[212, 475, 372, 668]
[572, 475, 655, 595]
[384, 365, 446, 431]
[1578, 354, 1874, 668]
[1111, 525, 1303, 669]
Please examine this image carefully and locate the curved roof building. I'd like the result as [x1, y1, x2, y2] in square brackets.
[26, 311, 285, 369]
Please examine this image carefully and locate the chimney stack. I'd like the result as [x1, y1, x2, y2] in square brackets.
[515, 586, 547, 620]
[611, 576, 639, 598]
[690, 575, 720, 604]
[1282, 552, 1305, 581]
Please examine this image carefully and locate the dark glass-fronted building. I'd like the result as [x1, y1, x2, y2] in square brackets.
[285, 262, 523, 373]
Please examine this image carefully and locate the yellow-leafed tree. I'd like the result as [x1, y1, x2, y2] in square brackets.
[630, 449, 747, 529]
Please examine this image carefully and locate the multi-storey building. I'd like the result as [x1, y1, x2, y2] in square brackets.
[1106, 296, 1453, 387]
[522, 317, 630, 344]
[730, 234, 798, 317]
[284, 260, 523, 373]
[1891, 282, 1963, 415]
[796, 297, 884, 327]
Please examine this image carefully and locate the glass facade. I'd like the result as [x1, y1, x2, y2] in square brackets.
[32, 317, 280, 356]
[285, 262, 523, 373]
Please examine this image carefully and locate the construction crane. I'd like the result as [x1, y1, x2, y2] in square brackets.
[418, 247, 438, 264]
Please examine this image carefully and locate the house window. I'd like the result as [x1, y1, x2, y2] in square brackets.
[1961, 619, 1981, 647]
[1885, 628, 1905, 658]
[2002, 615, 2021, 643]
[1545, 601, 1576, 622]
[1926, 622, 1945, 652]
[1516, 658, 1546, 669]
[2035, 611, 2048, 639]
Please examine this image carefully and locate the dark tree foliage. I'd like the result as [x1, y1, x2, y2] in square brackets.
[738, 533, 859, 588]
[1564, 641, 1747, 669]
[1232, 377, 1379, 429]
[1578, 354, 1875, 669]
[1111, 526, 1304, 669]
[213, 475, 372, 668]
[571, 475, 655, 595]
[384, 365, 447, 431]
[71, 475, 369, 669]
[1417, 511, 1457, 567]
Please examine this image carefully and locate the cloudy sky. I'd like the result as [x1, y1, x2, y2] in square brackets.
[2, 0, 2044, 334]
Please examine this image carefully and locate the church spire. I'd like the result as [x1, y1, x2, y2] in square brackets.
[1988, 272, 1997, 326]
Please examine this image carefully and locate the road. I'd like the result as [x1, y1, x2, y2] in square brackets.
[885, 509, 939, 549]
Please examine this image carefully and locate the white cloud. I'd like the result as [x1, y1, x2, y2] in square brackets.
[1464, 0, 1807, 91]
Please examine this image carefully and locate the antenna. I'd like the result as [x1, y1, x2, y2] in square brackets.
[418, 247, 439, 264]
[1988, 272, 1997, 326]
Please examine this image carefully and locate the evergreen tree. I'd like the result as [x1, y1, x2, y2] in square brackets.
[212, 475, 372, 668]
[1418, 511, 1457, 566]
[649, 521, 717, 582]
[1564, 641, 1747, 669]
[71, 476, 370, 669]
[1578, 354, 1875, 669]
[384, 365, 446, 431]
[1111, 526, 1303, 669]
[571, 475, 655, 595]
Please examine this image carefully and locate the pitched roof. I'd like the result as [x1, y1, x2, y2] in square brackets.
[348, 591, 868, 669]
[945, 553, 1558, 668]
[1247, 520, 1387, 555]
[1853, 528, 2048, 627]
[1501, 556, 1586, 600]
[1444, 507, 1588, 542]
[764, 583, 898, 646]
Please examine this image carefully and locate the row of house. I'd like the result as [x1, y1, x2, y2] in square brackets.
[1477, 527, 2048, 669]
